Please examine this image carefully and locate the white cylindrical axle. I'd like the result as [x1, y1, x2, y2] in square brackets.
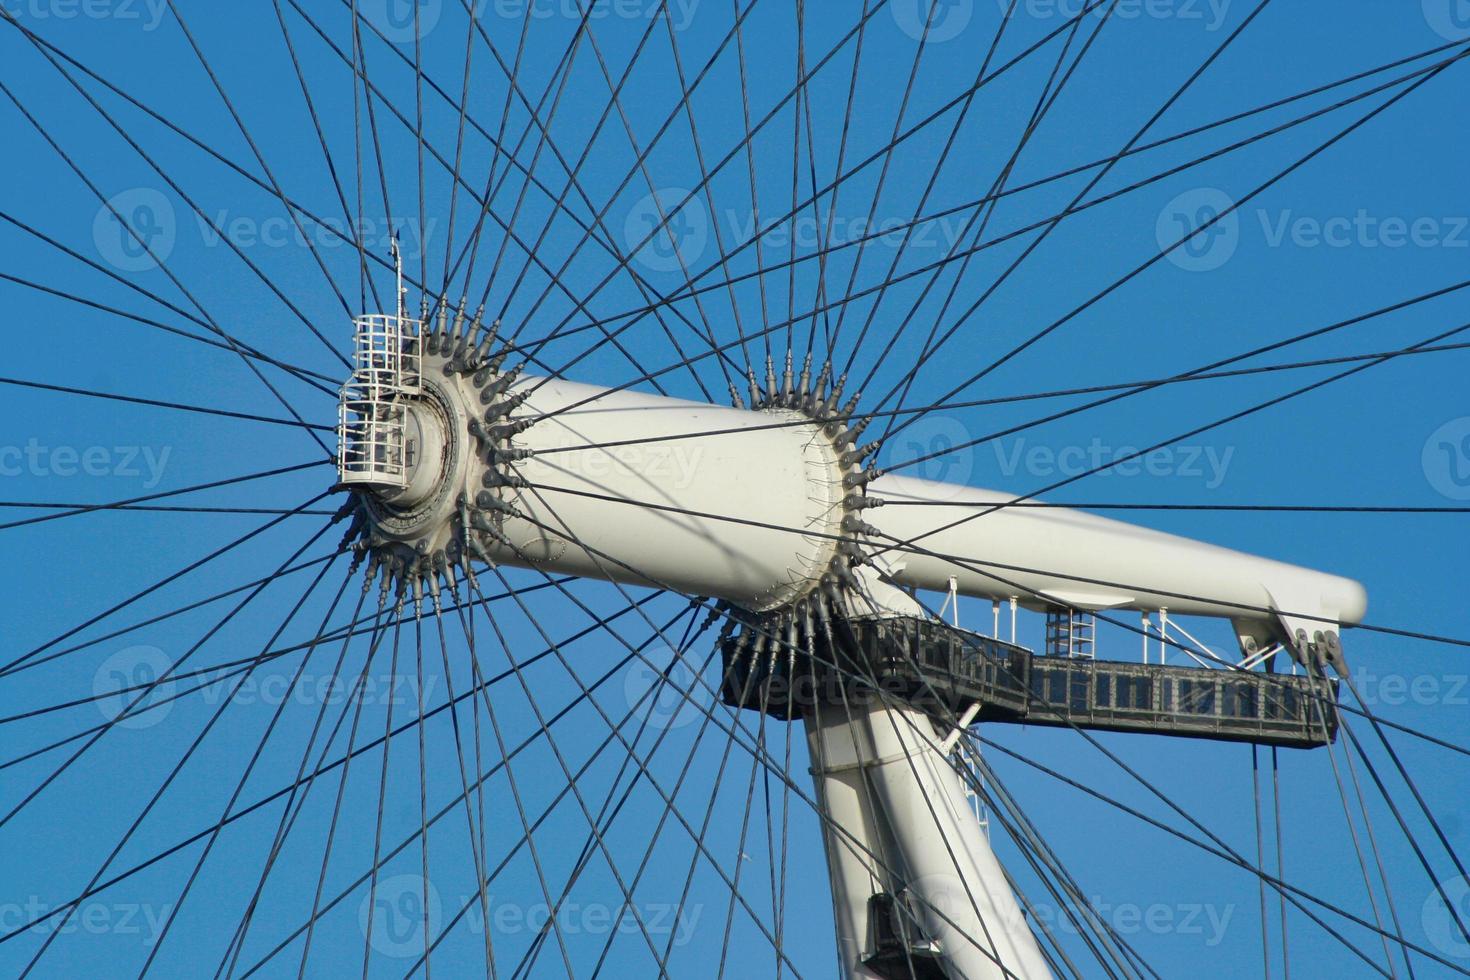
[482, 381, 1365, 642]
[488, 377, 847, 611]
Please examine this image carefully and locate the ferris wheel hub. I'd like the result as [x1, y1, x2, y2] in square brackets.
[333, 305, 1367, 672]
[353, 372, 468, 549]
[337, 307, 526, 601]
[334, 310, 895, 613]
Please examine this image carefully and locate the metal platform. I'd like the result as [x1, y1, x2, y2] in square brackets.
[719, 615, 1338, 749]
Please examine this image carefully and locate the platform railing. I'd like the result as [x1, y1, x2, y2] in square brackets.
[718, 615, 1337, 748]
[336, 313, 422, 488]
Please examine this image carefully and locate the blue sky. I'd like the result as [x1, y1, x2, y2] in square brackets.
[0, 0, 1468, 976]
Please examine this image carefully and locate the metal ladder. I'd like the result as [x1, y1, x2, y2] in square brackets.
[336, 241, 423, 489]
[1045, 607, 1096, 659]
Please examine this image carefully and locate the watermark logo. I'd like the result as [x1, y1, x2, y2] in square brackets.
[1049, 898, 1235, 945]
[1, 0, 170, 31]
[1157, 187, 1238, 272]
[623, 650, 705, 731]
[194, 671, 440, 709]
[0, 897, 174, 942]
[359, 0, 444, 43]
[1158, 187, 1469, 272]
[892, 0, 973, 43]
[474, 897, 703, 943]
[1257, 210, 1469, 251]
[196, 211, 438, 258]
[1351, 667, 1469, 708]
[360, 873, 442, 958]
[94, 187, 176, 273]
[906, 872, 974, 930]
[0, 439, 171, 487]
[97, 187, 439, 267]
[93, 645, 173, 730]
[1423, 0, 1470, 41]
[625, 187, 708, 274]
[885, 415, 975, 491]
[557, 443, 708, 490]
[1422, 875, 1470, 958]
[910, 873, 1236, 946]
[723, 208, 968, 256]
[1423, 417, 1470, 501]
[998, 0, 1231, 31]
[993, 437, 1234, 488]
[483, 0, 701, 30]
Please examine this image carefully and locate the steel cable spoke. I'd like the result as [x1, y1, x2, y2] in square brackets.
[0, 512, 338, 834]
[0, 240, 338, 395]
[164, 0, 358, 329]
[849, 0, 1111, 414]
[9, 7, 1467, 977]
[507, 608, 714, 978]
[864, 0, 1274, 429]
[241, 591, 686, 979]
[0, 72, 334, 455]
[130, 560, 354, 977]
[495, 496, 1066, 976]
[0, 589, 659, 950]
[404, 594, 697, 977]
[508, 39, 1461, 405]
[5, 16, 352, 375]
[0, 376, 334, 431]
[515, 473, 1470, 651]
[866, 318, 1470, 587]
[878, 39, 1470, 448]
[296, 3, 678, 387]
[18, 553, 348, 977]
[518, 0, 1112, 383]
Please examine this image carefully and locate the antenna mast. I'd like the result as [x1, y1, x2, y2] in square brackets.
[391, 235, 405, 321]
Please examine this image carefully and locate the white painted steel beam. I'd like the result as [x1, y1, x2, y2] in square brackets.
[493, 379, 1367, 646]
[805, 699, 1053, 979]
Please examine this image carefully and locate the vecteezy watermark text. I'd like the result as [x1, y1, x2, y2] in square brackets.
[1, 0, 169, 30]
[0, 897, 174, 943]
[0, 440, 171, 488]
[92, 187, 440, 273]
[558, 444, 708, 490]
[1157, 187, 1470, 272]
[623, 187, 973, 274]
[357, 0, 702, 44]
[195, 211, 439, 258]
[481, 0, 700, 30]
[1350, 667, 1470, 708]
[917, 873, 1237, 947]
[996, 0, 1231, 31]
[359, 874, 702, 958]
[992, 437, 1234, 489]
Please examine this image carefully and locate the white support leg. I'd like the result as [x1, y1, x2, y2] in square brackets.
[804, 698, 1052, 979]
